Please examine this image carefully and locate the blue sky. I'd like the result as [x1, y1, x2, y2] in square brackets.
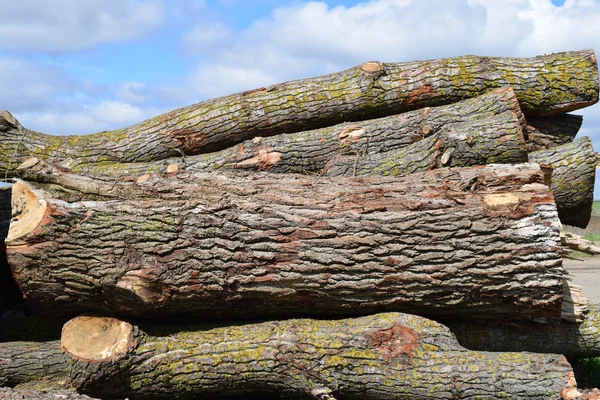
[0, 0, 599, 194]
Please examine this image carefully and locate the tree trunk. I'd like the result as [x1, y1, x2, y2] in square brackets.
[6, 163, 569, 322]
[60, 314, 582, 400]
[56, 88, 528, 179]
[0, 341, 67, 388]
[442, 305, 600, 359]
[0, 50, 597, 177]
[524, 114, 582, 152]
[529, 136, 596, 228]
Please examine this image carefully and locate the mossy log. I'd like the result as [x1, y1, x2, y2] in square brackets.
[59, 314, 583, 400]
[443, 305, 600, 359]
[0, 340, 67, 388]
[58, 88, 528, 179]
[0, 49, 597, 177]
[529, 136, 596, 228]
[524, 114, 583, 152]
[6, 162, 569, 322]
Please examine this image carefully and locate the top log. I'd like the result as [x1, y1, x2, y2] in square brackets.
[0, 49, 598, 176]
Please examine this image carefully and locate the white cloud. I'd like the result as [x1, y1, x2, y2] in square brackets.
[0, 0, 164, 53]
[184, 22, 235, 52]
[117, 82, 147, 105]
[91, 101, 152, 127]
[0, 58, 76, 111]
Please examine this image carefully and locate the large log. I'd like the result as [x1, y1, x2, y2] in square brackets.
[0, 50, 597, 176]
[55, 88, 528, 179]
[60, 314, 582, 400]
[529, 136, 596, 228]
[6, 163, 569, 322]
[443, 305, 600, 358]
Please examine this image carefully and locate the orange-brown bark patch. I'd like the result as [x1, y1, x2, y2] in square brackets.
[366, 322, 420, 360]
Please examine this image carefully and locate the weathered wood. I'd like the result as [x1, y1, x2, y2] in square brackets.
[0, 50, 597, 177]
[6, 163, 568, 322]
[525, 114, 582, 152]
[562, 232, 600, 255]
[529, 136, 596, 228]
[60, 314, 582, 400]
[443, 305, 600, 358]
[55, 88, 528, 179]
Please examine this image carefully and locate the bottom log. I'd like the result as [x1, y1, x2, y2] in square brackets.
[61, 314, 582, 400]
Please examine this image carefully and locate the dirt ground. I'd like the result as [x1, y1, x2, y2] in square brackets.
[563, 216, 600, 305]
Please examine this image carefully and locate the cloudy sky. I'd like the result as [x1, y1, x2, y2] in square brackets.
[1, 0, 599, 193]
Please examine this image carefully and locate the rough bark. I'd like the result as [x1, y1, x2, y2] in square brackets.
[0, 388, 98, 400]
[58, 88, 528, 179]
[59, 314, 582, 400]
[529, 136, 596, 228]
[0, 340, 67, 388]
[0, 50, 597, 177]
[525, 114, 583, 152]
[443, 305, 600, 358]
[6, 163, 568, 322]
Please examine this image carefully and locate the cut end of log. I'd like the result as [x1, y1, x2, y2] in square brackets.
[0, 110, 19, 127]
[360, 61, 384, 74]
[17, 157, 43, 171]
[61, 316, 135, 363]
[136, 174, 152, 184]
[235, 149, 282, 170]
[6, 180, 47, 246]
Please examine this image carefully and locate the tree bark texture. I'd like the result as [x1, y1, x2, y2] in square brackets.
[529, 136, 596, 228]
[524, 114, 582, 152]
[60, 314, 582, 400]
[6, 163, 567, 323]
[56, 88, 528, 179]
[0, 341, 67, 388]
[442, 305, 600, 359]
[0, 49, 597, 177]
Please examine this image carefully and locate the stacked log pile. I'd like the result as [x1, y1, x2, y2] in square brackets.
[1, 49, 600, 399]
